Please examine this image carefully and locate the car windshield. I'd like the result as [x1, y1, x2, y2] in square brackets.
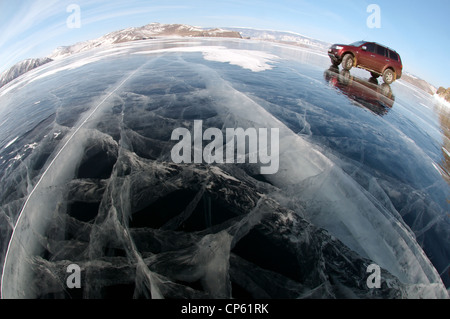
[350, 41, 366, 47]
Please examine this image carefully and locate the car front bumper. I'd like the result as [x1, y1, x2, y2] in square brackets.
[328, 50, 342, 63]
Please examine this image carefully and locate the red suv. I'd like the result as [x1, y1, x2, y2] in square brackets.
[328, 41, 402, 84]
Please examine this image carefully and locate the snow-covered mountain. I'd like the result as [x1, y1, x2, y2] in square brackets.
[0, 58, 53, 89]
[49, 23, 242, 60]
[0, 23, 242, 89]
[221, 27, 330, 50]
[401, 72, 437, 95]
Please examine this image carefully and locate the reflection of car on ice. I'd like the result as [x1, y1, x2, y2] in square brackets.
[324, 65, 395, 116]
[328, 41, 403, 84]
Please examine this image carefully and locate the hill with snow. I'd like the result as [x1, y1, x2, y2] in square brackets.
[0, 58, 53, 89]
[49, 23, 242, 60]
[0, 23, 242, 88]
[401, 72, 437, 95]
[221, 27, 330, 50]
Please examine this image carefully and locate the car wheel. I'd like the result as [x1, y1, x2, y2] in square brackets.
[342, 54, 354, 71]
[383, 69, 395, 84]
[370, 72, 380, 79]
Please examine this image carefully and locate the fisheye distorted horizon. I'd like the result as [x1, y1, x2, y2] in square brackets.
[0, 0, 449, 87]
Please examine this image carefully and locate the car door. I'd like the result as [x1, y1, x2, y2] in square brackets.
[357, 42, 377, 70]
[387, 49, 400, 74]
[373, 44, 389, 73]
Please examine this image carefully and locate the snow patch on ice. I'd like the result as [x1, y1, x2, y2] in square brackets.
[202, 48, 279, 72]
[24, 143, 38, 150]
[10, 154, 22, 162]
[135, 46, 279, 72]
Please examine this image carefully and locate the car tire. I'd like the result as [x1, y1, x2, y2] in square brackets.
[383, 69, 395, 84]
[370, 72, 380, 79]
[342, 54, 354, 71]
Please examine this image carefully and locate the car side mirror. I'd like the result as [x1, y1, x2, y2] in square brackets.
[362, 46, 367, 51]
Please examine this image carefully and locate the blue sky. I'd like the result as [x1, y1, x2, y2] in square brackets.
[0, 0, 449, 87]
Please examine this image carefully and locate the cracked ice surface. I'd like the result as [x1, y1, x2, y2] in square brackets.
[0, 39, 448, 299]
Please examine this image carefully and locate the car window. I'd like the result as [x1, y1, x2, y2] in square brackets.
[389, 50, 399, 61]
[350, 41, 366, 47]
[376, 45, 386, 57]
[365, 43, 376, 53]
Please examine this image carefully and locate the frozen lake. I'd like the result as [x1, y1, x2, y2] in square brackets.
[0, 38, 448, 299]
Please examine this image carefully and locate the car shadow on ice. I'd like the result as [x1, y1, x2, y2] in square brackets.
[324, 65, 395, 116]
